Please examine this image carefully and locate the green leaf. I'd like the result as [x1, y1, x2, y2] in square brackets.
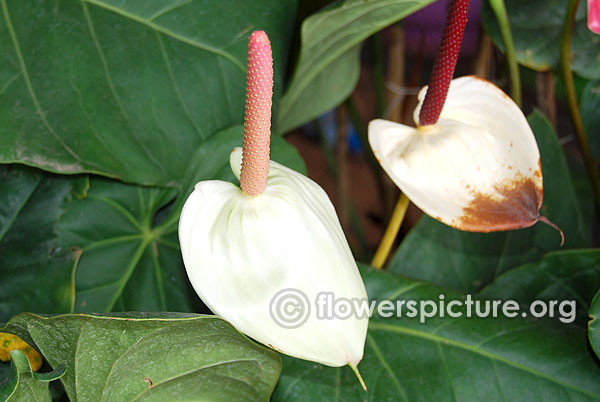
[481, 249, 600, 325]
[0, 0, 296, 186]
[275, 0, 436, 134]
[57, 125, 306, 313]
[274, 265, 600, 401]
[0, 349, 64, 402]
[388, 111, 591, 292]
[482, 0, 600, 79]
[0, 166, 81, 323]
[589, 289, 600, 360]
[566, 155, 596, 241]
[0, 363, 10, 397]
[57, 178, 191, 313]
[2, 313, 281, 401]
[582, 80, 600, 162]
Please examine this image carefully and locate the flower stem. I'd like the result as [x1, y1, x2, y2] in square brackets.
[371, 194, 410, 269]
[489, 0, 522, 106]
[560, 0, 600, 212]
[418, 0, 469, 126]
[348, 363, 367, 392]
[240, 31, 273, 197]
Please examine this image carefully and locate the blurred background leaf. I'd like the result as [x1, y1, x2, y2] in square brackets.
[482, 0, 600, 79]
[581, 80, 600, 162]
[275, 0, 437, 134]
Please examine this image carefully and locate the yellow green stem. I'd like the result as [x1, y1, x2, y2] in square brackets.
[489, 0, 521, 106]
[371, 194, 410, 269]
[348, 362, 367, 392]
[560, 0, 600, 212]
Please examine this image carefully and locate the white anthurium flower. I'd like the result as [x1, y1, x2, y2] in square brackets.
[179, 147, 368, 369]
[369, 76, 560, 236]
[178, 31, 368, 390]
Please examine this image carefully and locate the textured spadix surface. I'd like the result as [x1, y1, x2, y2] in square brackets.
[179, 148, 368, 367]
[369, 76, 542, 232]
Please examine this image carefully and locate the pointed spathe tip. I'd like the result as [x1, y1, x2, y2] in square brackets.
[538, 215, 565, 246]
[348, 362, 367, 392]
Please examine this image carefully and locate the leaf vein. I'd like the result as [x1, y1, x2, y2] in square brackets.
[369, 321, 600, 398]
[366, 335, 408, 401]
[130, 359, 260, 401]
[80, 1, 167, 177]
[148, 0, 194, 22]
[155, 31, 204, 140]
[1, 0, 85, 167]
[82, 0, 244, 71]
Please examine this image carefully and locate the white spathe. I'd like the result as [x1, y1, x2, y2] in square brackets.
[369, 76, 543, 231]
[179, 148, 368, 367]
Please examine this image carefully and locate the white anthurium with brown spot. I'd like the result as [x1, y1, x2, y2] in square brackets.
[368, 0, 562, 241]
[178, 31, 368, 390]
[369, 76, 561, 234]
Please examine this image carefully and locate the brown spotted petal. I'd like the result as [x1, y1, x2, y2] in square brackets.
[369, 76, 544, 232]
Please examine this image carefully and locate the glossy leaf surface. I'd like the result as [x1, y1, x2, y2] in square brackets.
[482, 0, 600, 79]
[273, 265, 600, 401]
[2, 313, 281, 401]
[0, 0, 296, 186]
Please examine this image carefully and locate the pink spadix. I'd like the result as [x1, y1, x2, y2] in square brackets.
[590, 0, 600, 34]
[240, 31, 273, 196]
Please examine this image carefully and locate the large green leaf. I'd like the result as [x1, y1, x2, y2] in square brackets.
[482, 0, 600, 79]
[481, 249, 600, 325]
[0, 0, 296, 186]
[2, 312, 281, 401]
[57, 125, 306, 313]
[581, 80, 600, 162]
[0, 166, 81, 323]
[57, 177, 189, 313]
[388, 111, 591, 292]
[275, 0, 436, 134]
[274, 265, 600, 401]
